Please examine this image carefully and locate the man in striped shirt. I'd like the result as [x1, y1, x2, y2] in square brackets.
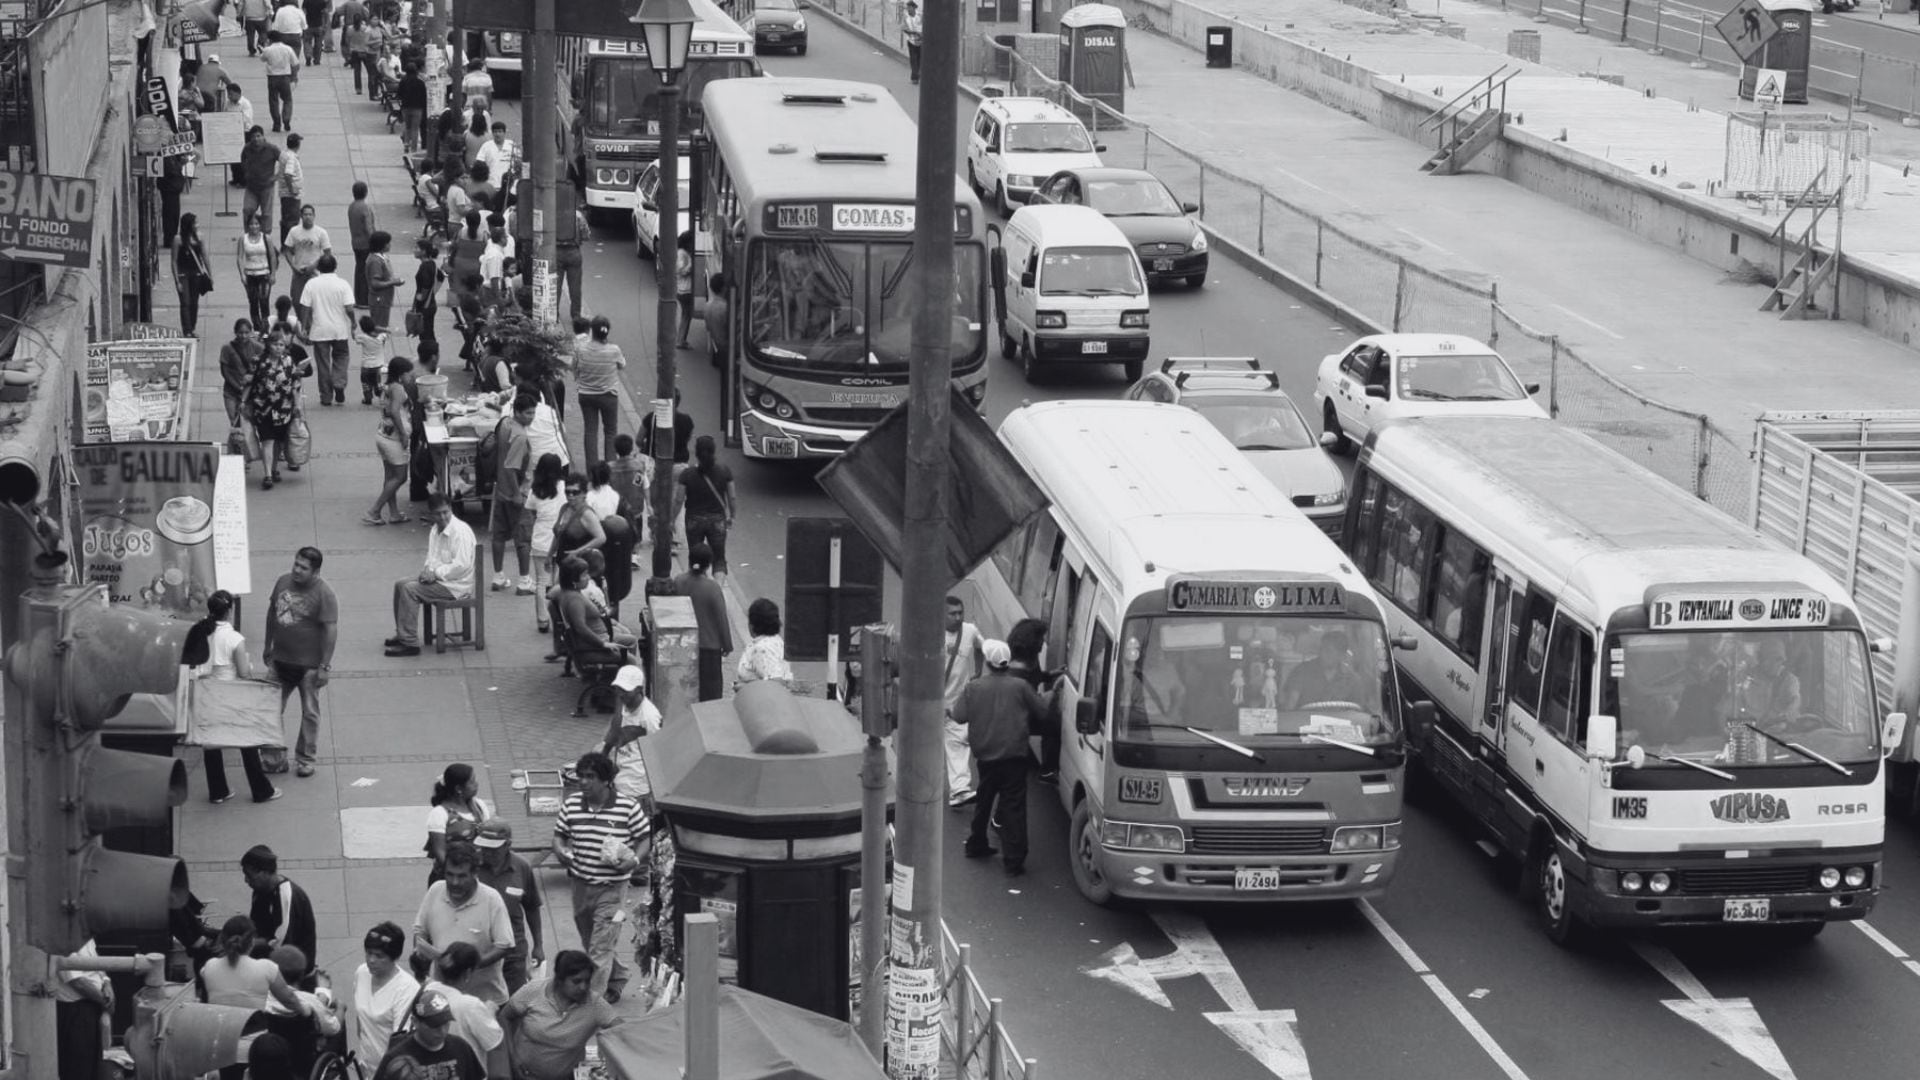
[552, 752, 647, 1003]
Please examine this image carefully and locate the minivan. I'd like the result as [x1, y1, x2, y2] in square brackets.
[993, 204, 1150, 382]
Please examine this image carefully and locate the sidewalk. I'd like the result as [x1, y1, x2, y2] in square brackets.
[147, 43, 694, 999]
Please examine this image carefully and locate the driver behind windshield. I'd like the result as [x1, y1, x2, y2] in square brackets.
[1283, 631, 1366, 709]
[1738, 638, 1802, 723]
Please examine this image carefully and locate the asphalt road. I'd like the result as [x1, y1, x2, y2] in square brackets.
[557, 18, 1920, 1080]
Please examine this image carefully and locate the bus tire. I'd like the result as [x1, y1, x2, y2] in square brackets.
[1529, 834, 1587, 948]
[999, 322, 1016, 360]
[1069, 799, 1115, 906]
[1322, 401, 1351, 456]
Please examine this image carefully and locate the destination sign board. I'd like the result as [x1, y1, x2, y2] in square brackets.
[1647, 592, 1831, 630]
[1166, 578, 1347, 614]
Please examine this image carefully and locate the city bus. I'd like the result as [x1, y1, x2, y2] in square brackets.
[554, 0, 756, 217]
[701, 77, 990, 459]
[1346, 415, 1906, 943]
[968, 400, 1411, 905]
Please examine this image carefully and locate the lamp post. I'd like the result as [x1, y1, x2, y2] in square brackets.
[635, 0, 695, 583]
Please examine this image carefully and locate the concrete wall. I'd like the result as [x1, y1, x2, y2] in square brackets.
[1109, 0, 1920, 348]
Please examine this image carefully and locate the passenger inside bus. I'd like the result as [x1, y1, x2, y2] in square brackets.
[1283, 632, 1369, 709]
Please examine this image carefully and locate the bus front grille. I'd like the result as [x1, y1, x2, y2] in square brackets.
[1188, 824, 1330, 856]
[1677, 864, 1816, 895]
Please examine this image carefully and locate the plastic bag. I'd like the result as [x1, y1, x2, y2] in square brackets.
[285, 414, 312, 467]
[241, 423, 263, 463]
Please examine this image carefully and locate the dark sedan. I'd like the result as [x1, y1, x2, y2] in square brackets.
[1029, 167, 1209, 287]
[748, 0, 808, 54]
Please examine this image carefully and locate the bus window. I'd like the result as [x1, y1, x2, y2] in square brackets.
[1348, 470, 1382, 579]
[1049, 565, 1081, 663]
[1068, 573, 1099, 677]
[1019, 517, 1062, 615]
[1085, 623, 1115, 725]
[1508, 588, 1555, 718]
[991, 518, 1032, 596]
[1539, 616, 1594, 745]
[1378, 488, 1437, 614]
[1429, 528, 1490, 667]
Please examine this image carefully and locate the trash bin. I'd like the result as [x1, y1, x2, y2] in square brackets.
[1206, 24, 1232, 68]
[1506, 28, 1541, 63]
[1737, 0, 1813, 105]
[1058, 4, 1126, 122]
[643, 680, 893, 1021]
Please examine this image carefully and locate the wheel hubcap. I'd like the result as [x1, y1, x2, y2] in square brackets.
[1541, 852, 1567, 922]
[1078, 817, 1104, 885]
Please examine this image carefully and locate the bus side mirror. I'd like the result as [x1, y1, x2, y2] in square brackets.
[1584, 714, 1618, 761]
[1319, 431, 1339, 449]
[1884, 712, 1908, 758]
[1075, 698, 1101, 735]
[1524, 382, 1542, 395]
[1390, 634, 1417, 651]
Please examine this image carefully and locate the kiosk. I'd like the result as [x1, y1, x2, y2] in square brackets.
[1058, 3, 1126, 122]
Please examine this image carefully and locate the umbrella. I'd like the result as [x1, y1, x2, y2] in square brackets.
[599, 985, 887, 1080]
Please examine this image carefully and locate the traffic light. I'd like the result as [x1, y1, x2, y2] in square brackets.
[125, 982, 267, 1080]
[3, 583, 191, 954]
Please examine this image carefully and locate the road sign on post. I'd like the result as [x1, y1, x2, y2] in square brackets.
[0, 170, 97, 269]
[1715, 0, 1779, 63]
[1752, 67, 1787, 106]
[783, 517, 885, 665]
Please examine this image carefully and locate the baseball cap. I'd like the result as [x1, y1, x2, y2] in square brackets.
[612, 665, 645, 692]
[982, 639, 1011, 668]
[474, 819, 511, 849]
[412, 990, 453, 1026]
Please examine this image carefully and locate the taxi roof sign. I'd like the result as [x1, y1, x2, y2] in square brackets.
[1166, 578, 1347, 614]
[1647, 591, 1830, 630]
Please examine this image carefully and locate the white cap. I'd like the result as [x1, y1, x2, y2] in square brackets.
[612, 665, 645, 691]
[982, 639, 1011, 668]
[206, 53, 219, 63]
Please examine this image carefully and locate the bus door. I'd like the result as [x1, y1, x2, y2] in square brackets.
[1061, 591, 1116, 798]
[1476, 564, 1527, 749]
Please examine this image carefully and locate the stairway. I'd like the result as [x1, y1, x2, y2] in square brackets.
[1422, 109, 1507, 175]
[1760, 245, 1837, 318]
[1760, 181, 1846, 319]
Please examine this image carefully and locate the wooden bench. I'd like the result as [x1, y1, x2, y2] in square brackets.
[422, 541, 486, 653]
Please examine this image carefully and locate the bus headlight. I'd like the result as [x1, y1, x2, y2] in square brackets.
[751, 386, 799, 421]
[1818, 867, 1842, 890]
[1649, 871, 1672, 895]
[1120, 310, 1149, 329]
[1099, 820, 1185, 854]
[1620, 871, 1644, 893]
[614, 169, 633, 186]
[1844, 866, 1868, 888]
[964, 381, 987, 405]
[595, 168, 613, 185]
[1332, 823, 1401, 853]
[1035, 311, 1067, 329]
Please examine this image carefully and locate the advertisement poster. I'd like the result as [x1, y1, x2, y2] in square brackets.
[80, 338, 197, 443]
[701, 897, 739, 983]
[76, 442, 222, 618]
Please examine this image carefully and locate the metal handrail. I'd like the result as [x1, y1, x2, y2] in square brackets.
[1419, 64, 1517, 131]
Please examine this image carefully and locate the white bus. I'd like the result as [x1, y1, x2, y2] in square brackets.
[702, 78, 989, 459]
[1347, 416, 1905, 942]
[554, 0, 756, 216]
[969, 400, 1411, 905]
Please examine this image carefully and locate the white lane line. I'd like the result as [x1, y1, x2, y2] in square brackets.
[1852, 920, 1920, 981]
[1551, 303, 1626, 340]
[1356, 900, 1533, 1080]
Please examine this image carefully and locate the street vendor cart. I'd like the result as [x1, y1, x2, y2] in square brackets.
[422, 391, 503, 517]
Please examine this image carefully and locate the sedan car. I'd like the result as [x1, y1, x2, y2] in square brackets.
[1127, 358, 1347, 534]
[631, 156, 692, 260]
[747, 0, 808, 54]
[1313, 333, 1546, 453]
[1030, 167, 1208, 287]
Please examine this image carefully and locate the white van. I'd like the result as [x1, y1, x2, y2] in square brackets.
[966, 95, 1105, 215]
[993, 204, 1150, 383]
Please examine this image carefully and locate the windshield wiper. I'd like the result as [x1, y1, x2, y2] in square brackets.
[1301, 731, 1376, 756]
[1234, 443, 1292, 452]
[1401, 389, 1458, 401]
[1742, 722, 1855, 777]
[1453, 393, 1516, 401]
[1182, 726, 1264, 762]
[1647, 751, 1737, 781]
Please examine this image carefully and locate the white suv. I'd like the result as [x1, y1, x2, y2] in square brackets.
[966, 94, 1104, 216]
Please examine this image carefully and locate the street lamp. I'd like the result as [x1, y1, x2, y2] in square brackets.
[635, 0, 694, 583]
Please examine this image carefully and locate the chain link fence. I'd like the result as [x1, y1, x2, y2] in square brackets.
[978, 36, 1754, 519]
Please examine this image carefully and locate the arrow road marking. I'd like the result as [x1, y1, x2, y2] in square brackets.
[1080, 911, 1310, 1080]
[1630, 941, 1797, 1080]
[1357, 901, 1533, 1080]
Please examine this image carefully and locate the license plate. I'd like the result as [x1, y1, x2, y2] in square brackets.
[1723, 897, 1771, 922]
[1153, 257, 1174, 271]
[761, 437, 799, 459]
[1234, 868, 1280, 891]
[1082, 340, 1108, 355]
[766, 32, 782, 38]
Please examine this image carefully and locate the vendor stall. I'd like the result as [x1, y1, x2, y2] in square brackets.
[422, 392, 503, 516]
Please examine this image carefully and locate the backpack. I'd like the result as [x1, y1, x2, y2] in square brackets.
[475, 416, 509, 487]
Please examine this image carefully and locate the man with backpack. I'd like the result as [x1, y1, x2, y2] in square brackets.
[486, 393, 538, 595]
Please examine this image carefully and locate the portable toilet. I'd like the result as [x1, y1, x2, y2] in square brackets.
[1058, 4, 1126, 123]
[1738, 0, 1813, 105]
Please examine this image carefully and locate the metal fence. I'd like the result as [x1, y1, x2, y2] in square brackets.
[986, 36, 1754, 519]
[1475, 0, 1920, 120]
[941, 922, 1038, 1080]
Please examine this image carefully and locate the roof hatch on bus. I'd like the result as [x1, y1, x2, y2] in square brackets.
[814, 147, 888, 163]
[781, 92, 853, 106]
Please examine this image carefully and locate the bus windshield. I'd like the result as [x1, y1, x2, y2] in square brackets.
[1609, 629, 1879, 765]
[1115, 616, 1399, 747]
[587, 58, 756, 135]
[747, 240, 984, 371]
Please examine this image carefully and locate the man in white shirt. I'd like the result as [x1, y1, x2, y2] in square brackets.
[941, 593, 985, 806]
[54, 939, 113, 1080]
[270, 0, 307, 48]
[260, 35, 301, 131]
[280, 203, 332, 328]
[225, 84, 255, 186]
[302, 253, 357, 404]
[387, 494, 476, 657]
[474, 120, 517, 188]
